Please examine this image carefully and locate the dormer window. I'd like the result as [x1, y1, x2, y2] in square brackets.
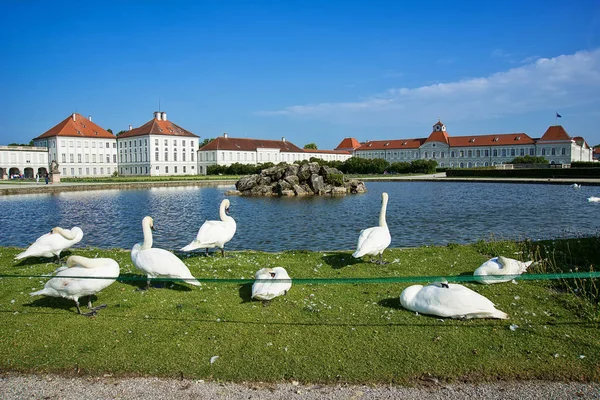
[493, 137, 499, 142]
[515, 136, 521, 141]
[469, 138, 475, 143]
[402, 141, 408, 146]
[384, 142, 389, 146]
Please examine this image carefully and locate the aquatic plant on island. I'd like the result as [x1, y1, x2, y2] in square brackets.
[228, 162, 366, 196]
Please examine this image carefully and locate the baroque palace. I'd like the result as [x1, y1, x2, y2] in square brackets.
[0, 114, 594, 179]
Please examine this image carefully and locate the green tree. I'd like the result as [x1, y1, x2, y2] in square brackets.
[304, 143, 318, 150]
[107, 129, 113, 134]
[199, 138, 215, 149]
[116, 130, 127, 136]
[509, 155, 548, 164]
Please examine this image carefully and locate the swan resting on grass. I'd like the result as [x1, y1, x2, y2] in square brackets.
[29, 255, 119, 316]
[181, 199, 236, 257]
[352, 192, 392, 264]
[474, 256, 534, 284]
[252, 267, 292, 301]
[400, 280, 509, 319]
[15, 226, 84, 262]
[131, 216, 201, 289]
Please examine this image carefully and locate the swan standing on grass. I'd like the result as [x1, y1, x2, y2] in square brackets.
[29, 255, 119, 316]
[251, 267, 292, 301]
[181, 199, 236, 257]
[400, 280, 509, 319]
[352, 192, 391, 264]
[15, 226, 84, 263]
[132, 216, 201, 289]
[474, 256, 534, 284]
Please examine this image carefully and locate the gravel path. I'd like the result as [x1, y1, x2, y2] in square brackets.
[1, 374, 599, 399]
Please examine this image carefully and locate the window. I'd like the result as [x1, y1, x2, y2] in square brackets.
[551, 148, 556, 155]
[530, 148, 535, 156]
[107, 167, 111, 174]
[424, 151, 428, 159]
[476, 150, 480, 157]
[155, 152, 159, 161]
[69, 154, 74, 163]
[113, 155, 117, 163]
[93, 167, 97, 175]
[510, 149, 515, 156]
[191, 152, 194, 161]
[77, 141, 81, 148]
[183, 152, 186, 161]
[191, 140, 194, 147]
[85, 154, 89, 163]
[155, 139, 159, 145]
[106, 142, 110, 148]
[164, 139, 168, 146]
[174, 140, 177, 146]
[493, 149, 498, 157]
[174, 152, 177, 162]
[451, 151, 455, 157]
[460, 150, 464, 157]
[520, 148, 525, 156]
[69, 141, 74, 147]
[542, 148, 546, 155]
[561, 148, 566, 155]
[78, 168, 82, 175]
[86, 168, 89, 175]
[484, 150, 489, 157]
[92, 154, 97, 163]
[165, 152, 169, 161]
[62, 168, 67, 175]
[77, 154, 82, 163]
[441, 152, 445, 158]
[70, 168, 74, 176]
[100, 167, 104, 174]
[501, 149, 507, 157]
[92, 142, 96, 148]
[460, 162, 464, 168]
[61, 141, 66, 147]
[174, 166, 178, 173]
[467, 150, 472, 157]
[165, 166, 169, 173]
[113, 143, 116, 148]
[182, 140, 186, 147]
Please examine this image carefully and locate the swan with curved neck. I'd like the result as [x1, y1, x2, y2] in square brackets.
[15, 226, 84, 263]
[30, 255, 120, 316]
[400, 280, 509, 319]
[132, 216, 201, 289]
[474, 256, 534, 284]
[252, 267, 292, 301]
[181, 199, 236, 257]
[352, 192, 391, 264]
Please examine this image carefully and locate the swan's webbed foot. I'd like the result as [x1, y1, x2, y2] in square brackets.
[75, 301, 97, 317]
[87, 298, 107, 311]
[220, 248, 225, 257]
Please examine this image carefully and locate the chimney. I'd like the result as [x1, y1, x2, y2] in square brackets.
[282, 137, 286, 142]
[223, 132, 228, 138]
[88, 115, 92, 122]
[72, 113, 76, 121]
[154, 111, 162, 121]
[161, 111, 167, 121]
[128, 124, 133, 131]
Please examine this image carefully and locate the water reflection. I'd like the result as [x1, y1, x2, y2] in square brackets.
[0, 182, 598, 252]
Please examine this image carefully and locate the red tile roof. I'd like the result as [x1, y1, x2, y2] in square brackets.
[425, 130, 450, 145]
[448, 133, 534, 147]
[35, 113, 116, 140]
[357, 138, 426, 151]
[335, 137, 361, 150]
[119, 115, 198, 139]
[199, 136, 304, 152]
[539, 125, 571, 141]
[572, 136, 590, 149]
[593, 147, 600, 155]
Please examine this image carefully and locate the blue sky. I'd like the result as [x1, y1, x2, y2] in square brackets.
[2, 0, 600, 149]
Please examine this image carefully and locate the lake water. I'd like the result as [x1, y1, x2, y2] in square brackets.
[0, 182, 599, 252]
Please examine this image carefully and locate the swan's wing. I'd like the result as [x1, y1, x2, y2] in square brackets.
[416, 284, 497, 317]
[134, 248, 195, 280]
[354, 227, 391, 257]
[355, 227, 375, 251]
[195, 220, 220, 241]
[195, 220, 235, 246]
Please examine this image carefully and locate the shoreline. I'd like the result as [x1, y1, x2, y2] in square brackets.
[2, 174, 600, 196]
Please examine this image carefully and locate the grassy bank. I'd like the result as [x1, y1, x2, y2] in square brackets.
[0, 238, 598, 383]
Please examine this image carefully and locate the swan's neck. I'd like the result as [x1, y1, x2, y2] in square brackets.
[67, 255, 98, 269]
[53, 227, 76, 240]
[219, 203, 228, 221]
[141, 221, 153, 250]
[379, 197, 388, 228]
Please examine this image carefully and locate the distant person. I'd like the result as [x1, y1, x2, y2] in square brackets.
[45, 173, 49, 185]
[36, 173, 40, 184]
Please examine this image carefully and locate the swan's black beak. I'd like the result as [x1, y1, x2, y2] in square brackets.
[226, 206, 231, 214]
[151, 225, 156, 231]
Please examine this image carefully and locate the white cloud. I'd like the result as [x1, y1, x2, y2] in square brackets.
[256, 49, 600, 125]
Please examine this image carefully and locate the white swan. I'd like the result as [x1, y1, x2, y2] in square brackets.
[588, 196, 600, 203]
[181, 199, 237, 257]
[131, 216, 201, 289]
[352, 192, 392, 264]
[572, 183, 581, 189]
[29, 255, 119, 316]
[251, 267, 292, 301]
[474, 256, 534, 284]
[400, 280, 509, 319]
[15, 226, 84, 262]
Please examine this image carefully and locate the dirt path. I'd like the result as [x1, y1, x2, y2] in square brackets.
[1, 374, 599, 399]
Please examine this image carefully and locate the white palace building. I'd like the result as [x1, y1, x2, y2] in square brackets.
[340, 120, 593, 167]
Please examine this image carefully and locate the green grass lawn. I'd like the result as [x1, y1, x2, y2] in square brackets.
[0, 238, 598, 383]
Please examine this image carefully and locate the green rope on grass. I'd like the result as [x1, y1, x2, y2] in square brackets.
[0, 271, 598, 284]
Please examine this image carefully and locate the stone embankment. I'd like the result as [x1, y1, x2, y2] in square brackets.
[227, 162, 366, 196]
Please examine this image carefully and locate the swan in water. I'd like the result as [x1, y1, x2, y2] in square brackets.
[400, 280, 509, 319]
[181, 199, 236, 257]
[29, 255, 119, 316]
[251, 267, 292, 301]
[352, 192, 391, 264]
[131, 216, 201, 289]
[15, 226, 84, 263]
[474, 256, 534, 284]
[572, 183, 581, 189]
[588, 196, 600, 203]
